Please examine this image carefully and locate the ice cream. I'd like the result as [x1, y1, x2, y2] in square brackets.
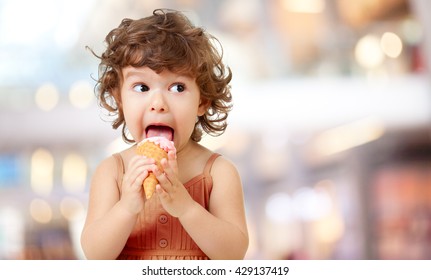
[136, 137, 176, 199]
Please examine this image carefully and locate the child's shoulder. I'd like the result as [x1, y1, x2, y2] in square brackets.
[92, 154, 122, 186]
[211, 153, 239, 177]
[94, 146, 135, 179]
[193, 143, 238, 173]
[95, 154, 119, 173]
[207, 152, 243, 200]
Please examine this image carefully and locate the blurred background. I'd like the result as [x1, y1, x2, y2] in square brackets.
[0, 0, 430, 260]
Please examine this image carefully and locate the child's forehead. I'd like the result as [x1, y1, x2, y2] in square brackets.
[121, 66, 195, 80]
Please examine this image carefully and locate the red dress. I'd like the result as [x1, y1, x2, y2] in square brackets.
[112, 153, 220, 260]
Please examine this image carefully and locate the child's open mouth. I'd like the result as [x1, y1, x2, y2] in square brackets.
[145, 125, 174, 141]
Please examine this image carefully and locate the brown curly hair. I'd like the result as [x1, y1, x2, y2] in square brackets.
[91, 9, 232, 143]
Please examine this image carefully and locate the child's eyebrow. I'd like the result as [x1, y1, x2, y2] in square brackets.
[123, 68, 194, 82]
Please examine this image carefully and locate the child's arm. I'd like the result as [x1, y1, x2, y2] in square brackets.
[80, 155, 154, 259]
[156, 155, 249, 259]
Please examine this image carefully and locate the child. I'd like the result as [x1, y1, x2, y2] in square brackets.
[80, 9, 249, 260]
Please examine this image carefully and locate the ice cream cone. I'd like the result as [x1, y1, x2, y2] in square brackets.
[136, 137, 175, 199]
[143, 173, 159, 200]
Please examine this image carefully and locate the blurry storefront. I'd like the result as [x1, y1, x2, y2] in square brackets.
[0, 0, 430, 259]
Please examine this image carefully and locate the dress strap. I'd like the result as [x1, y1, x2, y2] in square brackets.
[203, 153, 221, 186]
[112, 153, 125, 188]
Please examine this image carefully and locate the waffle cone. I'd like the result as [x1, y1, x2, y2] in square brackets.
[136, 141, 168, 199]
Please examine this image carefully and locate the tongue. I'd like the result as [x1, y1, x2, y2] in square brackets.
[146, 126, 173, 141]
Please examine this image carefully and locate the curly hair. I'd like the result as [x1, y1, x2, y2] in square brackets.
[91, 9, 233, 143]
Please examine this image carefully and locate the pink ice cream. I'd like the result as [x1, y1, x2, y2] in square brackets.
[138, 137, 176, 154]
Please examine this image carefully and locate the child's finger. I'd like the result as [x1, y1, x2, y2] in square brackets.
[132, 169, 148, 188]
[128, 156, 155, 170]
[153, 166, 174, 193]
[156, 184, 168, 198]
[167, 151, 178, 173]
[160, 158, 176, 183]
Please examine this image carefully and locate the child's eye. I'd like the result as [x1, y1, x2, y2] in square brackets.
[169, 83, 185, 93]
[133, 84, 149, 92]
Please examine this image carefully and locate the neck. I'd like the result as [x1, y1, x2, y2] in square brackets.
[176, 139, 199, 162]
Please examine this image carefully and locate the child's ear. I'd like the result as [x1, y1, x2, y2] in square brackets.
[197, 98, 210, 116]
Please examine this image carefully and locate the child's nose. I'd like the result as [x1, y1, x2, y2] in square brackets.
[149, 92, 167, 112]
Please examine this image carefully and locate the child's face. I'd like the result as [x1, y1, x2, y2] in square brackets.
[120, 66, 206, 149]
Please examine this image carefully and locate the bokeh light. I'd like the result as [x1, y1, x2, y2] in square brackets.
[34, 83, 59, 112]
[381, 32, 403, 58]
[62, 153, 87, 193]
[30, 149, 54, 196]
[69, 80, 94, 109]
[355, 34, 384, 69]
[29, 198, 53, 224]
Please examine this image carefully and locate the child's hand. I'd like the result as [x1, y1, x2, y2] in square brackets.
[120, 155, 156, 215]
[154, 151, 195, 218]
